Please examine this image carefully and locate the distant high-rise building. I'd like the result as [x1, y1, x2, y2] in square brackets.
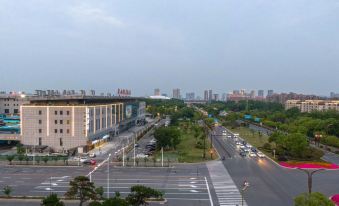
[204, 90, 209, 101]
[161, 93, 168, 97]
[330, 92, 339, 99]
[173, 89, 181, 99]
[250, 90, 256, 98]
[222, 93, 227, 101]
[185, 92, 195, 100]
[213, 94, 219, 101]
[154, 88, 160, 96]
[240, 89, 246, 95]
[209, 90, 213, 101]
[258, 90, 264, 97]
[267, 90, 274, 97]
[233, 90, 240, 95]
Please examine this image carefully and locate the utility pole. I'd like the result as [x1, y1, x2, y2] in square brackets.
[161, 147, 164, 167]
[133, 135, 136, 167]
[122, 147, 125, 167]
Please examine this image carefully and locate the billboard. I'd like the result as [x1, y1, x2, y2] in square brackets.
[126, 105, 132, 119]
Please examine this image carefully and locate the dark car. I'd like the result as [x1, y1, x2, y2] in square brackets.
[239, 151, 247, 157]
[251, 148, 257, 153]
[83, 159, 96, 165]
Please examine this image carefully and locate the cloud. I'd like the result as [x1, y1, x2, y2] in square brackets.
[69, 4, 124, 27]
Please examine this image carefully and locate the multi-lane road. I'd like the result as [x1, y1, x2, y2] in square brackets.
[212, 125, 339, 206]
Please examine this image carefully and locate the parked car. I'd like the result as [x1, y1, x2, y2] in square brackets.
[79, 157, 89, 163]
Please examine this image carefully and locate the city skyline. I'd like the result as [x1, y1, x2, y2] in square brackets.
[1, 0, 339, 95]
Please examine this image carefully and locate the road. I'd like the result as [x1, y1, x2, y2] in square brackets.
[212, 126, 339, 206]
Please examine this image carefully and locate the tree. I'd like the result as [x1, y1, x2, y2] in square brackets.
[18, 155, 24, 164]
[294, 192, 334, 206]
[42, 156, 49, 164]
[3, 185, 12, 197]
[65, 176, 99, 206]
[16, 144, 25, 155]
[6, 155, 15, 165]
[126, 185, 164, 206]
[154, 127, 181, 149]
[41, 193, 65, 206]
[24, 155, 29, 165]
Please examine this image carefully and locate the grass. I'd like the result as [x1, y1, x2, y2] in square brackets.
[155, 122, 217, 163]
[227, 126, 269, 148]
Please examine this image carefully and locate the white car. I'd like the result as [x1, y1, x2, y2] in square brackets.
[78, 157, 89, 163]
[89, 153, 96, 158]
[244, 147, 251, 152]
[257, 152, 265, 158]
[240, 145, 246, 149]
[249, 152, 257, 157]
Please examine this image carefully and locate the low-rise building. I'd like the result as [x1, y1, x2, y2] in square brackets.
[20, 96, 145, 153]
[285, 100, 339, 112]
[0, 92, 29, 115]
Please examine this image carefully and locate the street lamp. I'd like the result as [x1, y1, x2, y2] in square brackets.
[107, 153, 111, 198]
[297, 168, 324, 194]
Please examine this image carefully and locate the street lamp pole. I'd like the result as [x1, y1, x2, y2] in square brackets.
[297, 168, 324, 194]
[133, 134, 136, 167]
[241, 180, 250, 206]
[107, 154, 111, 198]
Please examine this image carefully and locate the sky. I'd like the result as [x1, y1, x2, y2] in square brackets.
[0, 0, 339, 97]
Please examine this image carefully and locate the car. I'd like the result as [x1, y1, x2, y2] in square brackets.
[249, 152, 257, 157]
[244, 147, 251, 152]
[251, 148, 257, 153]
[257, 152, 265, 158]
[236, 142, 241, 145]
[239, 151, 247, 157]
[83, 159, 96, 165]
[240, 145, 246, 149]
[89, 153, 96, 158]
[134, 144, 140, 148]
[79, 157, 89, 163]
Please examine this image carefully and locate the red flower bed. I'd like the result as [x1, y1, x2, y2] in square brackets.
[331, 194, 339, 206]
[280, 161, 339, 170]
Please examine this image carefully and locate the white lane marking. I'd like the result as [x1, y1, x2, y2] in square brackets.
[205, 176, 214, 206]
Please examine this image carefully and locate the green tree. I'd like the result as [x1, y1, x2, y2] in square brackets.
[18, 154, 24, 164]
[41, 193, 65, 206]
[24, 155, 29, 165]
[154, 127, 181, 149]
[3, 185, 12, 197]
[126, 185, 163, 206]
[294, 192, 334, 206]
[16, 144, 25, 154]
[42, 156, 49, 164]
[6, 155, 15, 165]
[65, 176, 99, 206]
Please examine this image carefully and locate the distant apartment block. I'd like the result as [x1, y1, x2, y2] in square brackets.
[330, 92, 339, 99]
[208, 90, 213, 101]
[204, 90, 209, 101]
[173, 89, 181, 99]
[258, 90, 264, 97]
[185, 92, 195, 100]
[154, 88, 160, 96]
[227, 89, 265, 102]
[285, 100, 339, 112]
[267, 90, 274, 97]
[267, 92, 321, 104]
[20, 96, 145, 152]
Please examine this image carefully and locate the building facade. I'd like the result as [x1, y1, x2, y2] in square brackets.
[20, 96, 145, 152]
[154, 88, 160, 96]
[0, 93, 29, 115]
[173, 89, 181, 99]
[285, 100, 339, 113]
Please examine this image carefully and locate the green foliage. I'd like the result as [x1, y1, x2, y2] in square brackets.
[16, 144, 25, 154]
[126, 185, 163, 206]
[42, 156, 49, 164]
[95, 186, 104, 200]
[41, 193, 65, 206]
[321, 136, 339, 148]
[18, 154, 24, 163]
[294, 192, 334, 206]
[269, 132, 308, 158]
[154, 127, 181, 149]
[6, 155, 15, 165]
[65, 176, 99, 206]
[3, 185, 12, 197]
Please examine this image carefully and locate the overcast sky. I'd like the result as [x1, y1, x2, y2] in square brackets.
[0, 0, 338, 97]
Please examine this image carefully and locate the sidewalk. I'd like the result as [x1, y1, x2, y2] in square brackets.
[90, 120, 157, 159]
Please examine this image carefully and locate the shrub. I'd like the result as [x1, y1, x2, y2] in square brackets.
[3, 185, 12, 197]
[263, 143, 272, 151]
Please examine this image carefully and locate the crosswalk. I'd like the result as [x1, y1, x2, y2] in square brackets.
[207, 161, 247, 206]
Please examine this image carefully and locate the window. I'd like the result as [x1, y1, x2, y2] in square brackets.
[39, 110, 42, 115]
[39, 120, 42, 124]
[54, 111, 57, 115]
[67, 129, 70, 134]
[4, 109, 9, 114]
[55, 120, 57, 124]
[67, 120, 70, 125]
[59, 138, 63, 146]
[39, 138, 42, 146]
[60, 120, 63, 124]
[60, 111, 63, 115]
[14, 109, 19, 114]
[60, 129, 63, 133]
[54, 129, 57, 133]
[67, 111, 70, 115]
[39, 129, 42, 133]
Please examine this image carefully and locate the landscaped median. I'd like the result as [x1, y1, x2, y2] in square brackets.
[279, 161, 339, 170]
